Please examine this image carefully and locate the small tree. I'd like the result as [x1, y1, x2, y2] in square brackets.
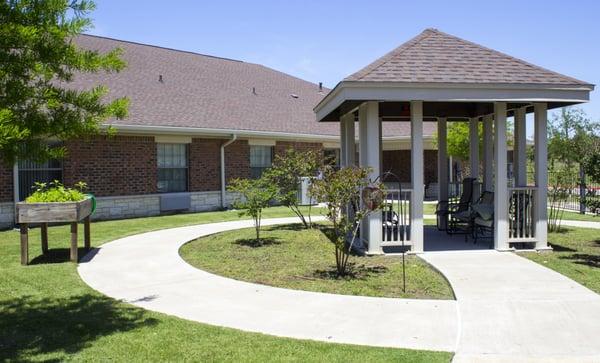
[310, 166, 385, 276]
[264, 149, 321, 228]
[228, 177, 277, 244]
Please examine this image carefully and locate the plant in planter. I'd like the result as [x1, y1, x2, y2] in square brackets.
[26, 180, 88, 203]
[17, 180, 93, 265]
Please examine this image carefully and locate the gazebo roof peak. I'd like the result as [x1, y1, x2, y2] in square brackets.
[345, 28, 591, 86]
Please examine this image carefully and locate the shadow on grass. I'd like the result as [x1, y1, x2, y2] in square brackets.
[267, 223, 307, 232]
[0, 294, 157, 361]
[234, 237, 281, 248]
[29, 248, 93, 265]
[561, 253, 600, 268]
[548, 243, 577, 252]
[313, 263, 389, 281]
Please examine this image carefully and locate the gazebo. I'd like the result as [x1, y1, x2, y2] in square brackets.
[315, 29, 594, 254]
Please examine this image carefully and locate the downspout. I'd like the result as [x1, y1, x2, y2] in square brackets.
[220, 134, 237, 208]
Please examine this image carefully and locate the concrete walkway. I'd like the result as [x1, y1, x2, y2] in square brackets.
[422, 251, 600, 362]
[78, 217, 458, 352]
[78, 217, 600, 361]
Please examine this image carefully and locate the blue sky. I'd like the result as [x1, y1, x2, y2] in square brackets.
[88, 0, 599, 122]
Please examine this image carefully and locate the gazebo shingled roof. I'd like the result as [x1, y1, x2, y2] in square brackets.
[316, 29, 594, 122]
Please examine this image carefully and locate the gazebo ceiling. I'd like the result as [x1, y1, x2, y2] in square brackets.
[316, 28, 594, 122]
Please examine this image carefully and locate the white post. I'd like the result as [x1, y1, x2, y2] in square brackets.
[469, 117, 479, 179]
[514, 107, 527, 187]
[437, 117, 448, 229]
[344, 113, 356, 167]
[411, 101, 424, 252]
[493, 102, 509, 250]
[534, 103, 549, 250]
[483, 114, 494, 192]
[359, 104, 368, 169]
[340, 115, 348, 168]
[360, 102, 382, 254]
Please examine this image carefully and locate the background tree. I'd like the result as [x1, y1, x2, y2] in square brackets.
[228, 177, 278, 244]
[264, 149, 322, 229]
[309, 166, 385, 276]
[0, 0, 128, 164]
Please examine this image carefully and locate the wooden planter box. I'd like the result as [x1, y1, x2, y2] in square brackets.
[17, 198, 92, 224]
[16, 198, 93, 265]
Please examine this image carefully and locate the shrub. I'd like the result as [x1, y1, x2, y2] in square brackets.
[264, 149, 322, 228]
[26, 181, 87, 203]
[310, 166, 385, 276]
[228, 176, 278, 244]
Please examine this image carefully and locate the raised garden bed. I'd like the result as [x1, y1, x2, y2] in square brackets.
[16, 197, 93, 265]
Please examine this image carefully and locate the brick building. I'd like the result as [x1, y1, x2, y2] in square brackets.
[0, 35, 441, 228]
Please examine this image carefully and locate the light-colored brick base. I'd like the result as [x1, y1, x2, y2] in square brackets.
[0, 202, 15, 230]
[92, 191, 237, 221]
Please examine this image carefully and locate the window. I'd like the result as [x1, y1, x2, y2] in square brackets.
[250, 145, 273, 179]
[157, 143, 188, 193]
[324, 148, 340, 169]
[18, 158, 63, 201]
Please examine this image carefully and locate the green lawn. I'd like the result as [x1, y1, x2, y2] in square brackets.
[181, 224, 454, 300]
[520, 227, 600, 294]
[0, 207, 452, 362]
[555, 210, 600, 222]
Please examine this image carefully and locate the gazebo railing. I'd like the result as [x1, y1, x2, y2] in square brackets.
[508, 187, 537, 242]
[382, 189, 411, 244]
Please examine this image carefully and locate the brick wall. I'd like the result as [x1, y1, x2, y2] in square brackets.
[382, 150, 438, 185]
[0, 161, 13, 203]
[63, 135, 157, 197]
[189, 138, 221, 191]
[225, 140, 250, 181]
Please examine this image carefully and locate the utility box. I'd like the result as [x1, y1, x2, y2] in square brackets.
[298, 177, 314, 206]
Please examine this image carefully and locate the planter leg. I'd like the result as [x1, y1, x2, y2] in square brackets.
[70, 222, 78, 262]
[20, 224, 29, 266]
[84, 216, 91, 250]
[41, 223, 48, 254]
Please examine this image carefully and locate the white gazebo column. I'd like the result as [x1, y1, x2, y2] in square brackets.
[341, 113, 355, 167]
[482, 114, 494, 192]
[493, 102, 509, 250]
[469, 117, 480, 179]
[411, 101, 424, 252]
[339, 114, 348, 167]
[437, 117, 448, 229]
[359, 101, 382, 254]
[534, 103, 549, 250]
[514, 107, 527, 187]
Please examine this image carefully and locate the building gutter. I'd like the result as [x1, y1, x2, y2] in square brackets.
[220, 134, 237, 208]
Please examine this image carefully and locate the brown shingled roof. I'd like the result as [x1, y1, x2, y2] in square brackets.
[71, 35, 434, 138]
[346, 28, 591, 86]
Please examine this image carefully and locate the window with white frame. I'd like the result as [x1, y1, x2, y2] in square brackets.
[157, 143, 188, 193]
[249, 145, 273, 179]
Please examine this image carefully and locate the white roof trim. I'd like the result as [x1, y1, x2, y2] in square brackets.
[315, 81, 594, 122]
[104, 123, 433, 143]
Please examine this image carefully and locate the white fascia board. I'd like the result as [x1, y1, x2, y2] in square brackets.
[343, 85, 591, 103]
[105, 124, 340, 143]
[315, 81, 593, 121]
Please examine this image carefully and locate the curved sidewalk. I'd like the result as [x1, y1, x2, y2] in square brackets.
[78, 217, 600, 361]
[78, 217, 458, 352]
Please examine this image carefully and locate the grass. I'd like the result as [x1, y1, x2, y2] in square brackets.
[180, 224, 454, 300]
[520, 227, 600, 294]
[554, 209, 600, 222]
[0, 206, 452, 362]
